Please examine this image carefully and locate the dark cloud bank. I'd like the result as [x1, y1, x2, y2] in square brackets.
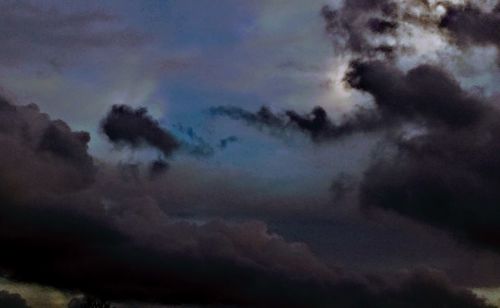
[1, 0, 500, 307]
[0, 290, 29, 308]
[213, 0, 500, 260]
[0, 94, 491, 307]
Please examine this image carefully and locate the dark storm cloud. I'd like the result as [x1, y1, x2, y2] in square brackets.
[101, 105, 180, 157]
[338, 58, 500, 253]
[368, 270, 493, 308]
[102, 115, 217, 160]
[0, 290, 29, 308]
[0, 93, 492, 307]
[213, 55, 500, 256]
[213, 56, 486, 141]
[210, 105, 380, 142]
[0, 99, 96, 193]
[206, 0, 500, 259]
[0, 0, 146, 68]
[344, 60, 486, 128]
[0, 94, 330, 305]
[359, 115, 500, 252]
[440, 3, 500, 50]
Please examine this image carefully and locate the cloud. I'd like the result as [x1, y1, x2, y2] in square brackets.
[211, 57, 490, 142]
[0, 91, 492, 306]
[320, 0, 400, 58]
[1, 1, 500, 306]
[440, 3, 500, 51]
[0, 94, 331, 305]
[210, 105, 380, 142]
[210, 105, 286, 129]
[211, 4, 500, 256]
[207, 0, 500, 256]
[100, 104, 180, 157]
[329, 58, 500, 253]
[344, 59, 487, 128]
[0, 290, 29, 308]
[101, 107, 226, 160]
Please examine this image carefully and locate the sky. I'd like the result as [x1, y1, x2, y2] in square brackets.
[0, 0, 500, 307]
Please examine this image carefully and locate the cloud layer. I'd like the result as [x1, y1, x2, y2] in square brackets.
[212, 0, 500, 256]
[0, 93, 492, 306]
[1, 0, 500, 306]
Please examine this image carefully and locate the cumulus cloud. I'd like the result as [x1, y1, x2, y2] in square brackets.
[320, 0, 400, 58]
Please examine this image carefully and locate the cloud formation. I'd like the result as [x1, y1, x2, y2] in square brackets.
[100, 104, 180, 157]
[0, 92, 492, 306]
[320, 0, 399, 58]
[2, 0, 500, 306]
[440, 3, 500, 50]
[210, 105, 380, 142]
[355, 62, 500, 251]
[211, 0, 500, 256]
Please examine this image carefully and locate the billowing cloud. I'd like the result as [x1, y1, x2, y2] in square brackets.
[334, 19, 500, 253]
[210, 0, 500, 256]
[212, 61, 500, 255]
[344, 59, 487, 128]
[211, 57, 490, 144]
[0, 94, 329, 305]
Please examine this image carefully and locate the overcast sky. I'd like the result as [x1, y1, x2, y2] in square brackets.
[1, 0, 500, 307]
